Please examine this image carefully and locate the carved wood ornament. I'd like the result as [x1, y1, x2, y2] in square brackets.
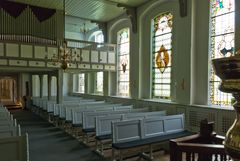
[179, 0, 187, 17]
[117, 4, 137, 34]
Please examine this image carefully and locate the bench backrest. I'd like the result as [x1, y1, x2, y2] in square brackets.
[0, 125, 21, 138]
[96, 114, 124, 136]
[72, 105, 132, 125]
[123, 111, 166, 120]
[112, 119, 142, 143]
[82, 105, 133, 129]
[67, 103, 122, 122]
[65, 101, 107, 121]
[46, 101, 56, 112]
[95, 111, 166, 137]
[112, 114, 185, 143]
[0, 118, 17, 128]
[0, 134, 29, 161]
[142, 114, 184, 139]
[59, 99, 98, 118]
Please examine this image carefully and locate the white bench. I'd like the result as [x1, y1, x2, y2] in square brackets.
[58, 99, 97, 119]
[65, 101, 107, 122]
[71, 104, 125, 127]
[0, 118, 17, 129]
[0, 134, 29, 161]
[81, 106, 149, 143]
[111, 114, 192, 161]
[0, 124, 21, 138]
[95, 111, 166, 155]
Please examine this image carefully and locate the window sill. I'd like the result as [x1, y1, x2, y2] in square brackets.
[140, 98, 177, 105]
[191, 104, 234, 111]
[109, 95, 132, 99]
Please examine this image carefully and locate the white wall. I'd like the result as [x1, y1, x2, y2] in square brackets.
[32, 75, 40, 97]
[70, 0, 240, 114]
[106, 0, 192, 104]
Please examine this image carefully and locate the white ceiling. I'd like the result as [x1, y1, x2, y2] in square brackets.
[11, 0, 149, 21]
[10, 0, 150, 34]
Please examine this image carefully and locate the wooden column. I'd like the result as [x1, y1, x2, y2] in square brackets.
[235, 0, 240, 51]
[39, 75, 43, 98]
[56, 70, 63, 104]
[47, 74, 52, 100]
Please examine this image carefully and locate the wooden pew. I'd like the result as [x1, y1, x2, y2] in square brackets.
[0, 134, 29, 161]
[169, 120, 229, 161]
[0, 106, 29, 161]
[76, 105, 134, 142]
[95, 110, 166, 155]
[111, 114, 192, 161]
[0, 124, 21, 138]
[49, 99, 96, 126]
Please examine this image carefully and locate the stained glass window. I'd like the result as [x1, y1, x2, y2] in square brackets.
[152, 12, 173, 99]
[96, 72, 103, 93]
[210, 0, 235, 106]
[117, 28, 130, 96]
[78, 73, 85, 93]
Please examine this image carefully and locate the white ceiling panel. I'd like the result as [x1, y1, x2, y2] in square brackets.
[11, 0, 150, 21]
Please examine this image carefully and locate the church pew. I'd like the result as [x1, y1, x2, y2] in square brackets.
[58, 99, 96, 119]
[82, 106, 134, 130]
[111, 114, 192, 161]
[0, 124, 21, 138]
[63, 102, 116, 131]
[68, 105, 134, 141]
[0, 134, 29, 161]
[95, 111, 167, 155]
[0, 111, 12, 121]
[65, 101, 107, 122]
[81, 106, 150, 143]
[0, 118, 17, 129]
[51, 99, 98, 127]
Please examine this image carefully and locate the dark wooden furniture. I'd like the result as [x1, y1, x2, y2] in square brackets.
[170, 120, 230, 161]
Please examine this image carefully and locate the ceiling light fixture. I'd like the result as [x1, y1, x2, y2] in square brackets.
[47, 0, 80, 71]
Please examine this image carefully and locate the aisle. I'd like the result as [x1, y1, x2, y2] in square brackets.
[11, 110, 107, 161]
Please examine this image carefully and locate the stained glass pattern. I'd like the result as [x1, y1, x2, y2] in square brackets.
[96, 72, 103, 93]
[210, 0, 235, 106]
[117, 28, 130, 96]
[78, 73, 85, 93]
[152, 12, 173, 99]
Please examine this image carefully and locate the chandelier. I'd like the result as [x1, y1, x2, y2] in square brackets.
[48, 0, 81, 71]
[49, 41, 80, 70]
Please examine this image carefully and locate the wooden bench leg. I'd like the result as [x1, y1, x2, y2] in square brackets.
[149, 144, 153, 160]
[100, 141, 105, 155]
[112, 148, 116, 161]
[119, 150, 123, 161]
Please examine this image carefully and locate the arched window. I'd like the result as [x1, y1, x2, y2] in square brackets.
[117, 28, 130, 96]
[152, 12, 173, 99]
[96, 72, 103, 94]
[209, 0, 235, 106]
[95, 32, 104, 43]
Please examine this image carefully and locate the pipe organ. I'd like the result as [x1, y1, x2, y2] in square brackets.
[0, 1, 64, 45]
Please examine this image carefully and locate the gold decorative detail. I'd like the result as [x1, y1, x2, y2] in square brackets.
[49, 41, 80, 70]
[156, 45, 169, 73]
[235, 49, 240, 55]
[212, 55, 240, 161]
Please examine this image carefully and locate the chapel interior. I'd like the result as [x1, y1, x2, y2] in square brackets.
[0, 0, 239, 161]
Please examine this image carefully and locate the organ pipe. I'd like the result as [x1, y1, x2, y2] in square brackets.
[0, 5, 63, 45]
